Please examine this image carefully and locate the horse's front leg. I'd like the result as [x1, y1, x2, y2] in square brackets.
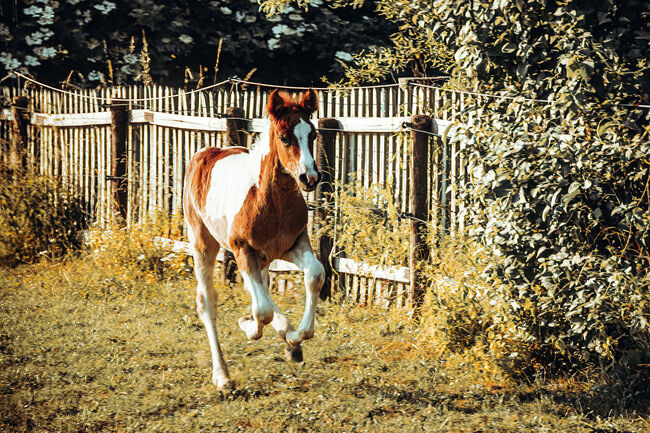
[233, 246, 275, 340]
[259, 267, 303, 362]
[281, 231, 325, 345]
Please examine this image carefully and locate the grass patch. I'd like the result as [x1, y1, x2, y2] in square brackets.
[1, 252, 648, 432]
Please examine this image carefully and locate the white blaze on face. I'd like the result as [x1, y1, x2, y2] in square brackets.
[293, 118, 319, 185]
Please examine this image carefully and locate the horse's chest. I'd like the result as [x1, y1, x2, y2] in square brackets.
[232, 192, 307, 260]
[252, 198, 306, 252]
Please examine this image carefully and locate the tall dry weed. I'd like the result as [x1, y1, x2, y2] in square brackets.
[0, 169, 87, 266]
[85, 211, 190, 282]
[320, 179, 409, 268]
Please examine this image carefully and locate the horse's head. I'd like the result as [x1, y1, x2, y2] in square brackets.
[267, 89, 320, 192]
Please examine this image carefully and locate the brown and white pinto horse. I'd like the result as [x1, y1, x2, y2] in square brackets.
[183, 89, 325, 389]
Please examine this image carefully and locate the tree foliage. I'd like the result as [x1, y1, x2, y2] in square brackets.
[446, 0, 650, 372]
[0, 0, 394, 86]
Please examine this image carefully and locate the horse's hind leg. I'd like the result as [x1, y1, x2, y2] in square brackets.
[189, 223, 232, 390]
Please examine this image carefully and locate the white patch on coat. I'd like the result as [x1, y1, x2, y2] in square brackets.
[199, 132, 270, 250]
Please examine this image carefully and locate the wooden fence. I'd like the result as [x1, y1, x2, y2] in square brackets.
[0, 80, 472, 308]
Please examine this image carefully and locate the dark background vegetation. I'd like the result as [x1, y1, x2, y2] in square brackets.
[0, 0, 395, 86]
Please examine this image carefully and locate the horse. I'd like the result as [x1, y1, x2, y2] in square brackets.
[182, 89, 325, 390]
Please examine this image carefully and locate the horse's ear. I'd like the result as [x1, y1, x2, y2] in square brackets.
[300, 89, 318, 115]
[267, 89, 287, 120]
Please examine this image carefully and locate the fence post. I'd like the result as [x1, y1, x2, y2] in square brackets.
[409, 114, 431, 308]
[110, 100, 129, 224]
[225, 107, 248, 147]
[222, 106, 249, 285]
[316, 118, 339, 300]
[11, 96, 30, 172]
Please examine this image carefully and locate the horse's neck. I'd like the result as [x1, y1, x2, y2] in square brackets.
[250, 131, 297, 200]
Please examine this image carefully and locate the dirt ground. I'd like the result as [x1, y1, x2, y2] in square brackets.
[0, 259, 648, 432]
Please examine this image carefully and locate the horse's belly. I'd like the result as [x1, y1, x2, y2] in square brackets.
[247, 211, 308, 262]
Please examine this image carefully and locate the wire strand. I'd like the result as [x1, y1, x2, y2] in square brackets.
[12, 71, 649, 109]
[229, 78, 402, 91]
[12, 71, 232, 103]
[410, 82, 550, 103]
[410, 82, 650, 109]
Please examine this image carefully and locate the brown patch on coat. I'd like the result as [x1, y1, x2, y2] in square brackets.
[183, 147, 246, 254]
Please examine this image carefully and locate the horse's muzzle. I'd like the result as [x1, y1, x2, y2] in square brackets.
[299, 171, 321, 192]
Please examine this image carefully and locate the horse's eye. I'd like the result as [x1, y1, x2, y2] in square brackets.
[280, 135, 289, 145]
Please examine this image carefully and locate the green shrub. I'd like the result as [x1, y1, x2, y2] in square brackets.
[0, 169, 88, 266]
[413, 0, 650, 375]
[453, 94, 650, 374]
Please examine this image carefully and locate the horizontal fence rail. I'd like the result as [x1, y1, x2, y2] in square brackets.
[1, 108, 452, 134]
[1, 82, 470, 309]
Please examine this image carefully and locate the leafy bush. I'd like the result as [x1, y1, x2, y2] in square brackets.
[453, 94, 650, 373]
[436, 0, 650, 372]
[0, 169, 88, 266]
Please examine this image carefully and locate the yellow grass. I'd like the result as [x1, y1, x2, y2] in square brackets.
[0, 239, 648, 432]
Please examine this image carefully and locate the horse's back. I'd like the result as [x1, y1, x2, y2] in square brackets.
[184, 146, 249, 212]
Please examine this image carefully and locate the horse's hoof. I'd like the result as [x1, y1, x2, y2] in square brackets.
[238, 316, 263, 340]
[285, 344, 303, 362]
[217, 380, 235, 392]
[214, 375, 235, 391]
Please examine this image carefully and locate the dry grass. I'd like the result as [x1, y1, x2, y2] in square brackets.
[1, 248, 648, 433]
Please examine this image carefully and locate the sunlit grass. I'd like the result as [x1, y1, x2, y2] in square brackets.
[0, 238, 648, 432]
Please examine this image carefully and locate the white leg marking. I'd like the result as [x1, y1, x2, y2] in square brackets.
[192, 247, 232, 390]
[238, 266, 275, 340]
[282, 232, 325, 345]
[260, 268, 302, 362]
[257, 267, 295, 340]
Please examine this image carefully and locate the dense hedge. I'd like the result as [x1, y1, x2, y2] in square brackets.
[438, 0, 650, 371]
[452, 97, 649, 372]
